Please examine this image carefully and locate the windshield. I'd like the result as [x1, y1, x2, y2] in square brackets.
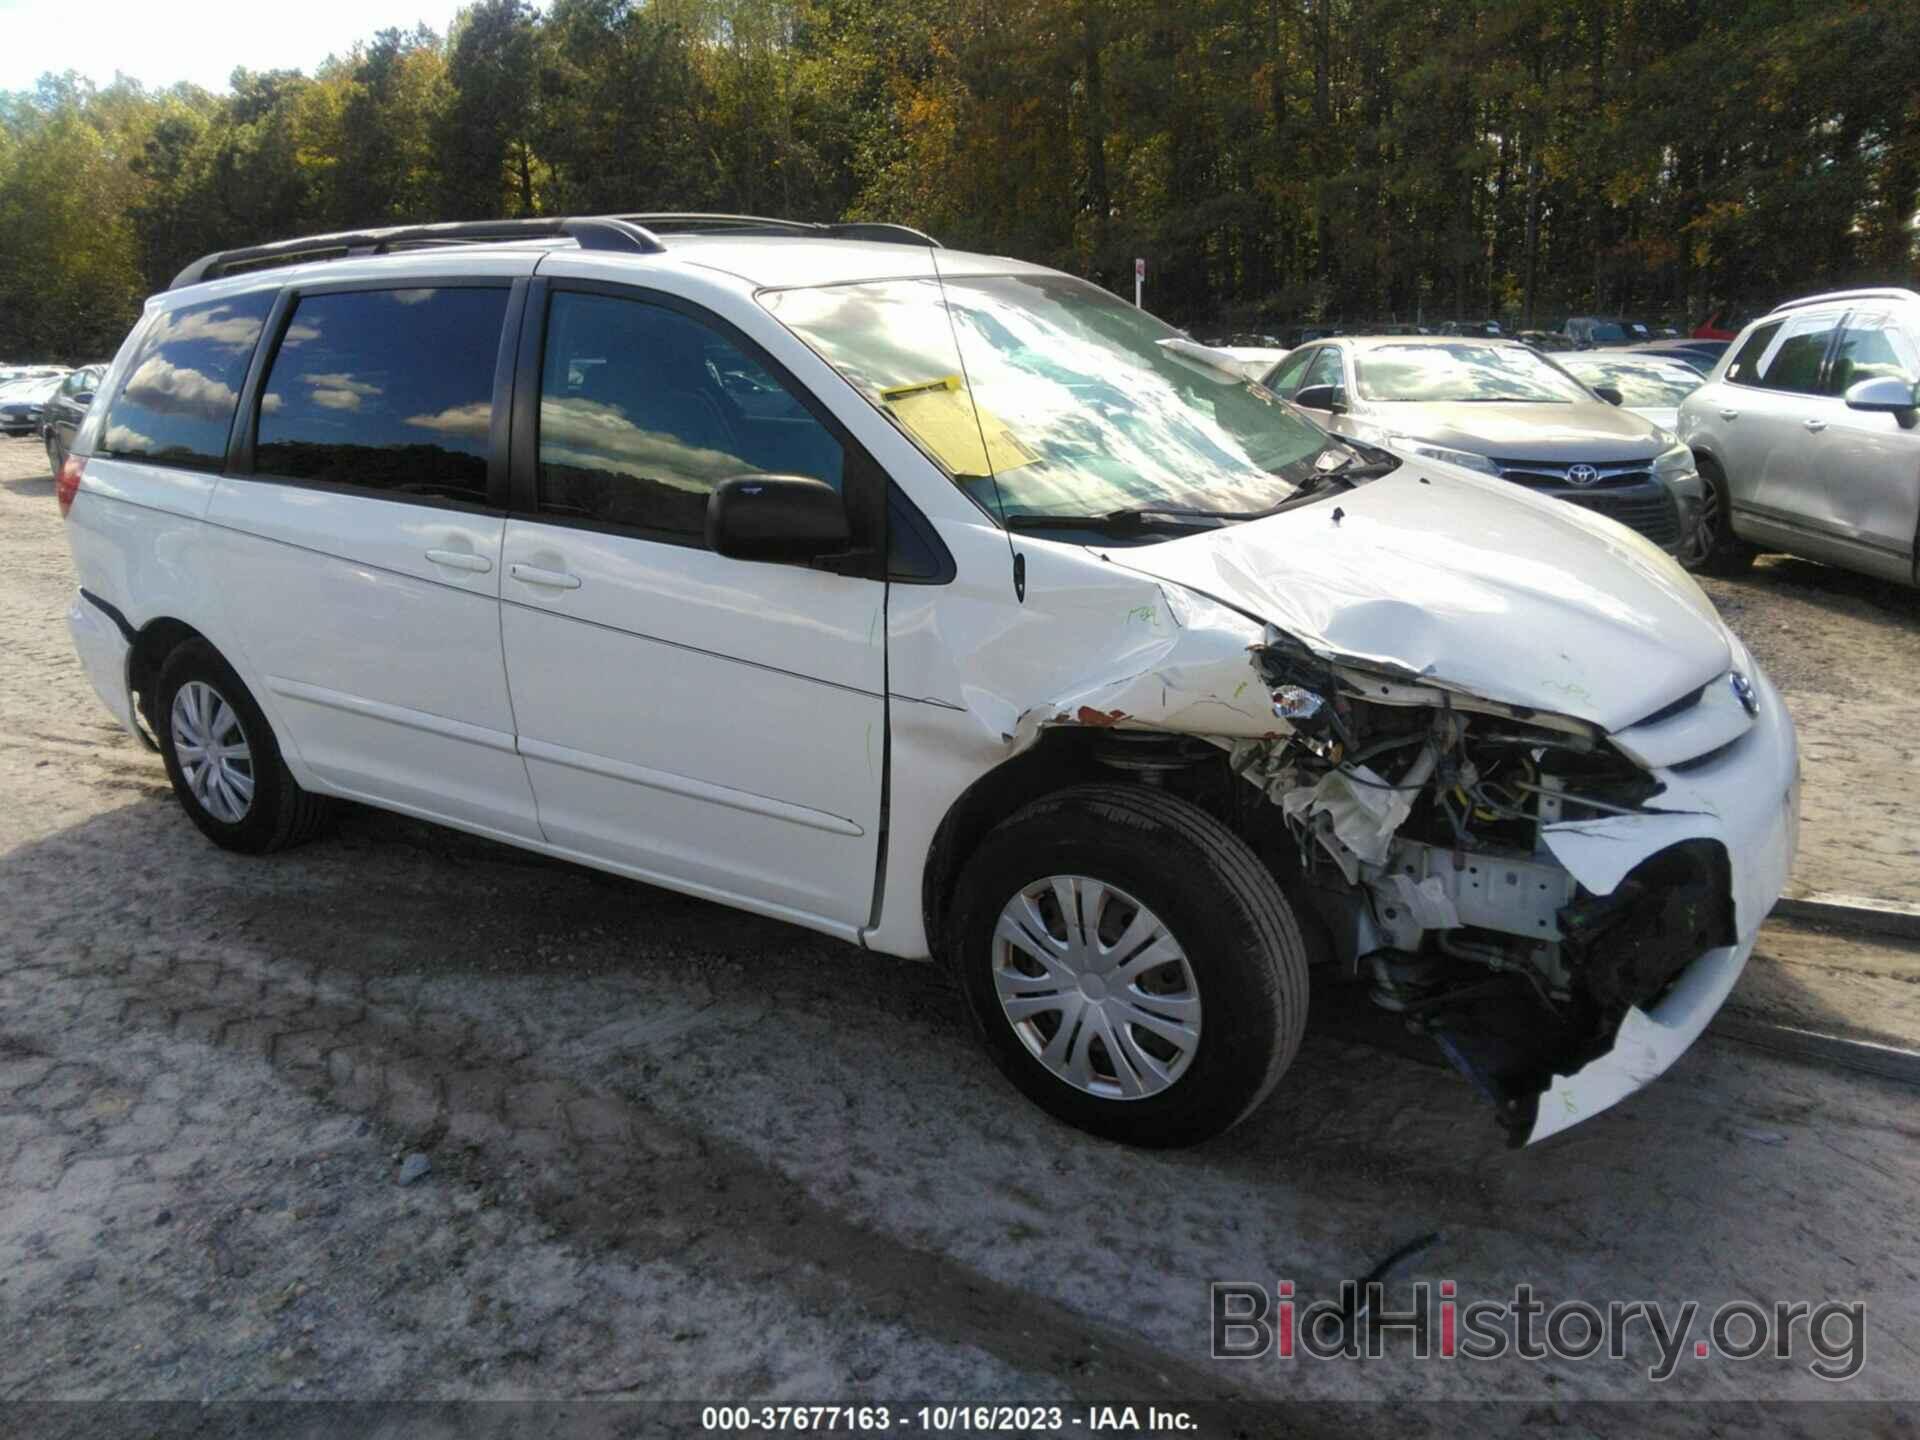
[761, 273, 1334, 520]
[1585, 322, 1628, 341]
[1559, 357, 1702, 407]
[1353, 343, 1592, 403]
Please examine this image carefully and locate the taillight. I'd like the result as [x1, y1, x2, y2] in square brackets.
[55, 454, 84, 517]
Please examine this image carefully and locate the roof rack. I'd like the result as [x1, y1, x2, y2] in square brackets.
[1770, 287, 1920, 314]
[611, 213, 940, 248]
[168, 211, 942, 291]
[169, 215, 666, 290]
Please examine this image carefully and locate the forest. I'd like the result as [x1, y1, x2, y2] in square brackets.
[0, 0, 1914, 361]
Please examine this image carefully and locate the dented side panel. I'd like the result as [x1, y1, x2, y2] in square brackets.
[866, 518, 1280, 959]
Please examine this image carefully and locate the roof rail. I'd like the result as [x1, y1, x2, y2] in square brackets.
[169, 215, 666, 290]
[824, 222, 942, 247]
[1770, 287, 1920, 314]
[614, 213, 941, 247]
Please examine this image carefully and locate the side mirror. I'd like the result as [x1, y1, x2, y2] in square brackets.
[1844, 376, 1919, 414]
[1593, 384, 1624, 406]
[706, 474, 851, 564]
[1293, 384, 1347, 414]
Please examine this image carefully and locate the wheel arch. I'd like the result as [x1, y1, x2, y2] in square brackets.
[918, 730, 1112, 963]
[128, 616, 213, 734]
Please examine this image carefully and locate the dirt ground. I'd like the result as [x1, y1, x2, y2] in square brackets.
[1696, 560, 1920, 905]
[3, 439, 1918, 1434]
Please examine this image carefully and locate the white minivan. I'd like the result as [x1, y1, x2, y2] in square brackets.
[59, 214, 1798, 1148]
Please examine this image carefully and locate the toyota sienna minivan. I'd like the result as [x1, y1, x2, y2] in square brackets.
[58, 213, 1798, 1148]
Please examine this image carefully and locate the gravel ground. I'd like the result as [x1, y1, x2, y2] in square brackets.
[2, 439, 1918, 1433]
[1697, 560, 1920, 904]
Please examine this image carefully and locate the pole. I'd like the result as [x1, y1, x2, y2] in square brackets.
[1135, 256, 1145, 308]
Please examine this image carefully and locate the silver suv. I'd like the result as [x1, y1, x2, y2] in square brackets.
[1677, 288, 1920, 581]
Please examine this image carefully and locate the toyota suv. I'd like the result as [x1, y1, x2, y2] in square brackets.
[1677, 288, 1920, 583]
[58, 214, 1797, 1148]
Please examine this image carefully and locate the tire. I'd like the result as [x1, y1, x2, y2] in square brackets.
[948, 783, 1309, 1147]
[154, 638, 332, 853]
[1685, 456, 1755, 575]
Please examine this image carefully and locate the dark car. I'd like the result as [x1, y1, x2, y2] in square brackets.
[1438, 319, 1504, 338]
[0, 372, 66, 437]
[1514, 329, 1575, 352]
[1619, 339, 1729, 376]
[1564, 316, 1652, 348]
[42, 363, 106, 471]
[1277, 323, 1342, 347]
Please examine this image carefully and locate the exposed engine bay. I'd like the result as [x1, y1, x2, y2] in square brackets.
[1084, 625, 1738, 1145]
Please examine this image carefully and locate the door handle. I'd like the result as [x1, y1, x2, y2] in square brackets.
[425, 549, 492, 573]
[1718, 408, 1740, 421]
[509, 562, 583, 590]
[1803, 418, 1828, 433]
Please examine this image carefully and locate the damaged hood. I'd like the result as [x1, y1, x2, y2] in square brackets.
[1103, 466, 1731, 734]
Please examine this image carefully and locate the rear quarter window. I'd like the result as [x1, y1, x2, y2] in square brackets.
[99, 292, 276, 470]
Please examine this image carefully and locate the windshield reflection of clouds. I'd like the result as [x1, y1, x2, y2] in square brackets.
[1561, 359, 1701, 407]
[1357, 344, 1587, 404]
[767, 275, 1321, 518]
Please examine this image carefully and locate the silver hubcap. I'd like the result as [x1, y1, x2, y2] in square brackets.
[992, 876, 1201, 1100]
[170, 680, 255, 824]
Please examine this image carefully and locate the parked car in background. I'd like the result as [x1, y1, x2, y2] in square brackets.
[1438, 318, 1503, 337]
[56, 212, 1796, 1149]
[0, 372, 68, 436]
[1678, 287, 1920, 582]
[1346, 322, 1427, 336]
[1564, 316, 1650, 348]
[1515, 329, 1575, 352]
[1557, 352, 1704, 431]
[0, 364, 68, 384]
[42, 362, 107, 471]
[1277, 322, 1341, 347]
[1692, 309, 1750, 341]
[1261, 335, 1705, 559]
[1620, 339, 1730, 376]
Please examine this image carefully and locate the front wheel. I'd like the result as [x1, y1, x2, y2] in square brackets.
[949, 784, 1309, 1147]
[1682, 457, 1755, 575]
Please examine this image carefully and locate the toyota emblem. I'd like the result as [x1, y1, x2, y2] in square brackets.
[1566, 463, 1600, 486]
[1729, 671, 1759, 717]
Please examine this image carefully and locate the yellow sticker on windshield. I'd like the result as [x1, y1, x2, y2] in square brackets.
[879, 375, 1037, 478]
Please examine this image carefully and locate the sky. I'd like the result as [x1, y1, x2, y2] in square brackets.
[0, 0, 471, 94]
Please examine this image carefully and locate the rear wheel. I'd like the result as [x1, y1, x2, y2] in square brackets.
[154, 639, 332, 853]
[1685, 456, 1755, 575]
[949, 784, 1308, 1147]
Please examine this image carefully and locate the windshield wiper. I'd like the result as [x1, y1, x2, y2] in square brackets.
[1001, 507, 1232, 536]
[999, 448, 1400, 537]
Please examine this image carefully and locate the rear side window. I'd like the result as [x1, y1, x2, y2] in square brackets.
[100, 291, 274, 470]
[253, 287, 508, 503]
[1723, 321, 1782, 387]
[536, 290, 844, 539]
